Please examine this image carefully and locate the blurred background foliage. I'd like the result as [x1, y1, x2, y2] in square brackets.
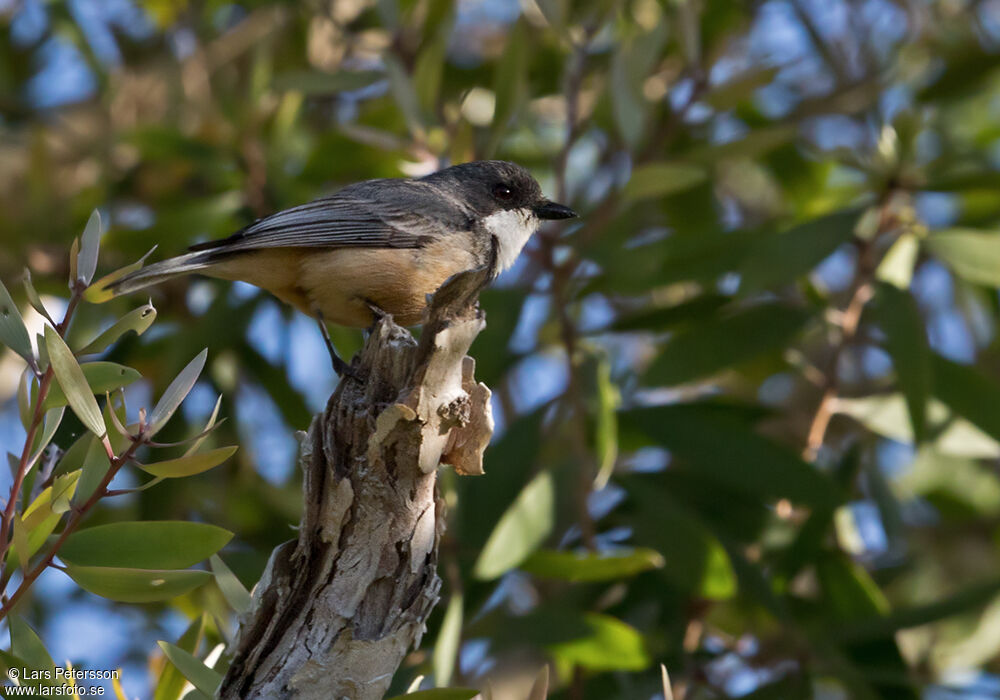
[6, 0, 1000, 697]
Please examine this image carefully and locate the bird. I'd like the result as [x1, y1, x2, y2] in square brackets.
[108, 160, 576, 375]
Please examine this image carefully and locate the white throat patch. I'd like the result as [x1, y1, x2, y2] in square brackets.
[482, 208, 539, 272]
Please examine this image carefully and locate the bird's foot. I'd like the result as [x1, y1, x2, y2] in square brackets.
[313, 311, 361, 381]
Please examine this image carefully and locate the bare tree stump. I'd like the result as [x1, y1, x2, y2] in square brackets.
[219, 268, 494, 700]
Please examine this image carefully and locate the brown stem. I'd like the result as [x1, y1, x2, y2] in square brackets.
[0, 431, 146, 621]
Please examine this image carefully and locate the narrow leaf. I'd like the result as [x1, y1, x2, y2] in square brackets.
[59, 521, 233, 569]
[623, 163, 707, 202]
[157, 642, 222, 697]
[644, 303, 812, 386]
[44, 325, 106, 438]
[0, 278, 35, 364]
[154, 615, 206, 700]
[871, 284, 930, 441]
[386, 690, 479, 700]
[77, 210, 103, 285]
[22, 269, 53, 324]
[932, 355, 1000, 442]
[9, 615, 55, 672]
[527, 665, 549, 700]
[72, 434, 110, 506]
[138, 446, 237, 478]
[521, 548, 664, 582]
[433, 593, 462, 687]
[42, 362, 140, 411]
[86, 246, 157, 303]
[64, 564, 212, 602]
[926, 229, 1000, 286]
[77, 303, 157, 355]
[474, 470, 554, 579]
[210, 555, 252, 615]
[548, 613, 649, 672]
[148, 349, 207, 435]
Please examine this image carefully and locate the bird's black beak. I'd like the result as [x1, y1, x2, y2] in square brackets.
[534, 200, 577, 220]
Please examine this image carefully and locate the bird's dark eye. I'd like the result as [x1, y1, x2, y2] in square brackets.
[493, 184, 513, 201]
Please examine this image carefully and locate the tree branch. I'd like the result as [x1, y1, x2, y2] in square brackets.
[219, 267, 494, 700]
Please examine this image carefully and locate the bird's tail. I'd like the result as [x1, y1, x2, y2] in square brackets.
[106, 251, 218, 296]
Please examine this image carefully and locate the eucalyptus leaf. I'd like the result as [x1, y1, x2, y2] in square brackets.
[64, 564, 212, 602]
[433, 593, 462, 687]
[59, 521, 233, 569]
[42, 362, 140, 410]
[22, 269, 53, 324]
[77, 302, 157, 355]
[521, 548, 664, 582]
[154, 615, 206, 700]
[44, 325, 106, 438]
[148, 349, 207, 435]
[474, 470, 554, 580]
[0, 277, 35, 365]
[926, 229, 1000, 286]
[77, 210, 103, 285]
[209, 554, 252, 615]
[138, 446, 238, 478]
[157, 642, 222, 697]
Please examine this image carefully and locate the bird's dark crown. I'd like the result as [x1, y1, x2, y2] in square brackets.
[421, 160, 544, 214]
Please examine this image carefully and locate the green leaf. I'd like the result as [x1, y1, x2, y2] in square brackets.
[703, 67, 779, 110]
[271, 69, 383, 95]
[932, 355, 1000, 443]
[8, 615, 54, 673]
[624, 404, 842, 508]
[22, 269, 53, 324]
[433, 593, 462, 687]
[157, 642, 222, 697]
[64, 564, 212, 602]
[644, 303, 812, 386]
[28, 406, 64, 468]
[44, 325, 106, 438]
[870, 284, 930, 441]
[209, 554, 252, 615]
[586, 354, 619, 489]
[487, 21, 529, 155]
[521, 548, 664, 582]
[42, 362, 140, 411]
[548, 613, 649, 672]
[77, 303, 157, 355]
[474, 470, 554, 580]
[73, 433, 110, 506]
[148, 349, 207, 436]
[876, 233, 920, 289]
[623, 163, 707, 203]
[384, 55, 423, 136]
[739, 210, 859, 291]
[925, 229, 1000, 286]
[85, 246, 157, 303]
[138, 445, 238, 478]
[77, 210, 103, 285]
[385, 690, 479, 700]
[154, 615, 206, 700]
[59, 521, 232, 569]
[816, 555, 889, 622]
[0, 277, 35, 365]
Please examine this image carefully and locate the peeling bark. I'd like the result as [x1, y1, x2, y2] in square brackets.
[219, 268, 494, 700]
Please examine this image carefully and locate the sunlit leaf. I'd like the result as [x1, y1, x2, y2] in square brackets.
[521, 548, 664, 582]
[44, 325, 106, 438]
[72, 433, 110, 506]
[59, 521, 232, 569]
[932, 355, 1000, 443]
[474, 470, 554, 580]
[926, 229, 1000, 286]
[527, 665, 549, 700]
[548, 613, 649, 672]
[433, 593, 462, 687]
[76, 303, 157, 355]
[877, 233, 920, 289]
[85, 247, 157, 304]
[385, 690, 479, 700]
[271, 69, 383, 95]
[137, 446, 238, 478]
[157, 642, 222, 697]
[0, 277, 35, 365]
[64, 564, 212, 603]
[148, 349, 207, 436]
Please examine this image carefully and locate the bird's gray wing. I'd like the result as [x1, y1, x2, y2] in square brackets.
[189, 180, 469, 255]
